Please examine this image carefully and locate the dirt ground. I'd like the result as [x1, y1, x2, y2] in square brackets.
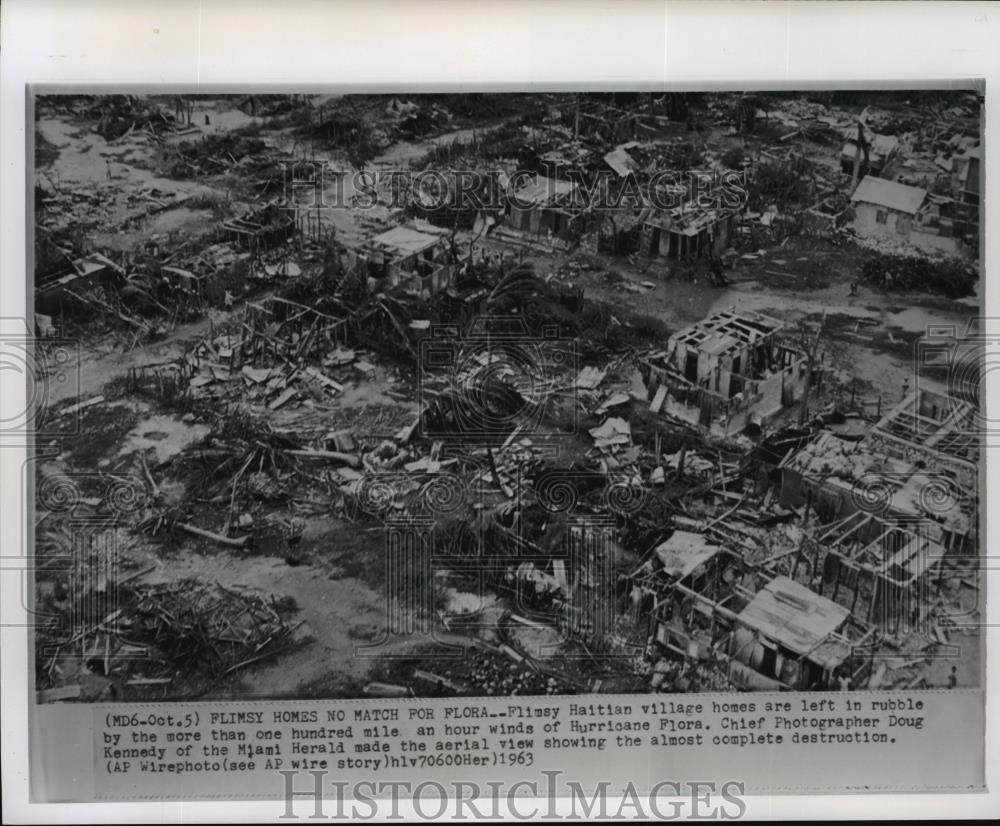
[34, 94, 982, 700]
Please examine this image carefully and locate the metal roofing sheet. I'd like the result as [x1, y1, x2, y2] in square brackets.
[738, 576, 849, 656]
[654, 532, 719, 579]
[514, 175, 577, 206]
[604, 146, 639, 178]
[369, 226, 441, 255]
[850, 176, 927, 215]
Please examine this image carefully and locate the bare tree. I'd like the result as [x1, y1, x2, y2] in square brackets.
[850, 115, 871, 191]
[791, 309, 828, 425]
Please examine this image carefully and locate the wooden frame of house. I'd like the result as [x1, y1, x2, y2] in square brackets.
[643, 309, 810, 437]
[800, 511, 954, 636]
[222, 202, 295, 252]
[869, 387, 978, 471]
[779, 430, 976, 554]
[344, 225, 453, 300]
[640, 541, 877, 691]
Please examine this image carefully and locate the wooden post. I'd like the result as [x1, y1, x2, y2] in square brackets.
[866, 577, 879, 624]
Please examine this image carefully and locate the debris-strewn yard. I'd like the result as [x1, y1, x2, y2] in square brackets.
[35, 91, 981, 701]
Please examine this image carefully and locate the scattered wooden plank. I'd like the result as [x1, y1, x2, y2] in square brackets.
[179, 523, 249, 549]
[413, 670, 466, 693]
[364, 682, 411, 698]
[286, 449, 360, 468]
[649, 385, 667, 414]
[867, 661, 886, 690]
[304, 366, 344, 393]
[268, 387, 297, 410]
[57, 395, 104, 418]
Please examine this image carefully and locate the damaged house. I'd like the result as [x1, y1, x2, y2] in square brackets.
[343, 224, 454, 300]
[222, 202, 295, 252]
[640, 202, 736, 261]
[160, 243, 250, 308]
[643, 310, 812, 437]
[778, 430, 975, 554]
[505, 175, 580, 244]
[35, 251, 122, 314]
[637, 538, 876, 691]
[952, 145, 981, 244]
[868, 386, 979, 491]
[800, 511, 955, 635]
[840, 131, 900, 178]
[725, 575, 877, 690]
[802, 195, 851, 239]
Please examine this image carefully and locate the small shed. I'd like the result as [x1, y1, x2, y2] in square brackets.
[641, 203, 735, 260]
[850, 176, 927, 240]
[507, 175, 579, 239]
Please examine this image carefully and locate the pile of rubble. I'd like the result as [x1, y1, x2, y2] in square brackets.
[38, 578, 307, 701]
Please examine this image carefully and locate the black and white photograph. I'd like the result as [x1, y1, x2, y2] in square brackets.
[6, 1, 1000, 819]
[30, 88, 983, 703]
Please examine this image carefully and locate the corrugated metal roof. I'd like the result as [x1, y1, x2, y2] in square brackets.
[850, 176, 927, 215]
[514, 175, 577, 206]
[738, 576, 849, 656]
[604, 145, 639, 178]
[654, 532, 719, 579]
[369, 226, 441, 255]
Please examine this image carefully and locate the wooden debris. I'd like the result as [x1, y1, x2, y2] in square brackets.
[304, 366, 344, 393]
[413, 669, 467, 694]
[364, 682, 411, 698]
[268, 387, 297, 410]
[286, 449, 360, 468]
[56, 395, 104, 418]
[179, 522, 249, 549]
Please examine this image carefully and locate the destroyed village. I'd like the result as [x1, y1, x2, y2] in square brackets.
[33, 91, 982, 704]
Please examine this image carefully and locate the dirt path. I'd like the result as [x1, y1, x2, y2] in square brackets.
[47, 311, 223, 407]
